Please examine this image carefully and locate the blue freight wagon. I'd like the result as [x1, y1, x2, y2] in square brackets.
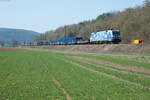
[90, 30, 121, 44]
[50, 40, 58, 45]
[58, 37, 83, 45]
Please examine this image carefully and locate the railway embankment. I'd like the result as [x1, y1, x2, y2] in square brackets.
[25, 44, 150, 55]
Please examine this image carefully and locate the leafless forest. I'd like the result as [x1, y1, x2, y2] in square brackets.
[35, 0, 150, 44]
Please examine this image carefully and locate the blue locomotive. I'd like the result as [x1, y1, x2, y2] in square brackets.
[90, 30, 121, 44]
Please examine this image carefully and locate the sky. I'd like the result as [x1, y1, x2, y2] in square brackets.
[0, 0, 144, 33]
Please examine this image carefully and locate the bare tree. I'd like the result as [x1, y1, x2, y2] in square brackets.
[144, 0, 150, 7]
[0, 40, 5, 47]
[11, 39, 18, 47]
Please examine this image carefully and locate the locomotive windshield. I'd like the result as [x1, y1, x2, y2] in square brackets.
[113, 31, 120, 35]
[112, 31, 120, 39]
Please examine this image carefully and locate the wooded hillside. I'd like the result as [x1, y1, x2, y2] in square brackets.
[35, 0, 150, 43]
[0, 28, 39, 46]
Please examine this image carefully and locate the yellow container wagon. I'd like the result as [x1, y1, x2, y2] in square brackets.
[133, 40, 144, 44]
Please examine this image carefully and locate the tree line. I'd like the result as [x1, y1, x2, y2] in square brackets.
[35, 0, 150, 44]
[0, 39, 18, 47]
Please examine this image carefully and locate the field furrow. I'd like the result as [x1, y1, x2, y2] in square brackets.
[69, 56, 150, 79]
[80, 54, 150, 70]
[0, 52, 66, 100]
[63, 58, 150, 90]
[42, 63, 72, 100]
[71, 56, 150, 74]
[1, 50, 150, 100]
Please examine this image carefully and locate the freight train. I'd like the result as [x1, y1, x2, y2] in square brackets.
[31, 30, 121, 46]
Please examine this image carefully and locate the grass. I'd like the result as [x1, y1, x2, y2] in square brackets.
[62, 56, 150, 88]
[0, 51, 150, 100]
[103, 55, 150, 63]
[0, 52, 65, 100]
[62, 52, 150, 70]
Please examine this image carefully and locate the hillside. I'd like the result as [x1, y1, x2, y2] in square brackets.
[35, 0, 150, 43]
[0, 28, 39, 45]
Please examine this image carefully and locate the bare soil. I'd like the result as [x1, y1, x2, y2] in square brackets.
[27, 44, 150, 54]
[71, 56, 150, 74]
[64, 59, 150, 90]
[69, 56, 150, 78]
[0, 48, 35, 52]
[104, 56, 150, 63]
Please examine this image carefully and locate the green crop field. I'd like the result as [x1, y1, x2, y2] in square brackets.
[0, 50, 150, 100]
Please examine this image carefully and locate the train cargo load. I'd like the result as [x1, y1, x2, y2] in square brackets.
[133, 40, 144, 45]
